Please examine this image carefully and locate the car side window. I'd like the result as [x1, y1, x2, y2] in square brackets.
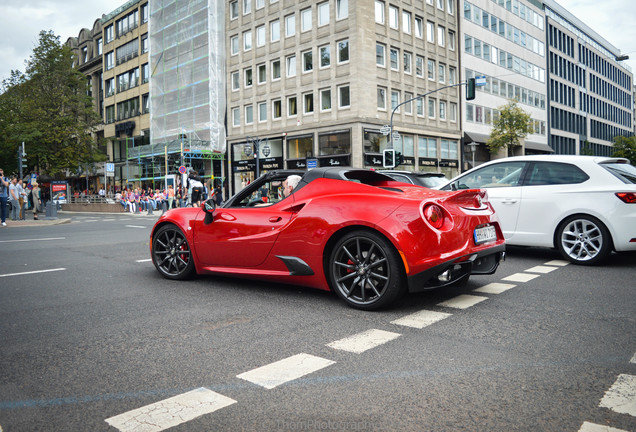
[526, 162, 589, 186]
[237, 178, 285, 207]
[451, 162, 527, 189]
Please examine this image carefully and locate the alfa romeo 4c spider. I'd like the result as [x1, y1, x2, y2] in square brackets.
[150, 168, 505, 310]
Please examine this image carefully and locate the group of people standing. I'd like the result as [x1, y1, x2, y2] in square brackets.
[0, 168, 42, 226]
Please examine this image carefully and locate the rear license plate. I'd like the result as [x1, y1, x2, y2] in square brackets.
[474, 225, 497, 245]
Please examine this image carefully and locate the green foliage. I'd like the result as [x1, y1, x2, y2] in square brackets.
[486, 100, 534, 155]
[612, 136, 636, 165]
[0, 30, 104, 177]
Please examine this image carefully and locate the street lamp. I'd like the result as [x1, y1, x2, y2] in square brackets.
[246, 136, 268, 179]
[468, 142, 478, 169]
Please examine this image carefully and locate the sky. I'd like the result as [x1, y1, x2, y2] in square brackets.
[1, 0, 635, 83]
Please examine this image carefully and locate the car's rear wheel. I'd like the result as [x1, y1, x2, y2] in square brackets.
[328, 230, 405, 310]
[556, 215, 612, 265]
[152, 224, 195, 279]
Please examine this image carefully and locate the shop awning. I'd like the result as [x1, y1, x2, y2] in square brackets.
[524, 140, 554, 153]
[464, 132, 490, 144]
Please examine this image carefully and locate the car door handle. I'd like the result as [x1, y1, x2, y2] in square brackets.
[269, 216, 282, 223]
[501, 199, 518, 204]
[218, 213, 236, 221]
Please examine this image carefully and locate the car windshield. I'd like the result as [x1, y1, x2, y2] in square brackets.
[418, 176, 448, 188]
[601, 162, 636, 184]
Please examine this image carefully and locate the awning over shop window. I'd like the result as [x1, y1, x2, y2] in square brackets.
[464, 132, 490, 144]
[524, 140, 554, 153]
[465, 132, 553, 153]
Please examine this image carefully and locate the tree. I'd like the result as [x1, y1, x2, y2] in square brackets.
[0, 30, 104, 177]
[486, 100, 534, 156]
[612, 136, 636, 165]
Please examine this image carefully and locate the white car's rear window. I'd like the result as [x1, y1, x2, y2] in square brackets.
[602, 162, 636, 184]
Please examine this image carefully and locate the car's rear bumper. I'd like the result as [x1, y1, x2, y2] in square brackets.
[406, 243, 506, 293]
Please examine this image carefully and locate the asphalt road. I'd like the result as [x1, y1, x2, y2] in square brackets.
[1, 212, 635, 432]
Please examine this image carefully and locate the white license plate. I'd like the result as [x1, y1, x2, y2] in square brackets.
[474, 225, 497, 245]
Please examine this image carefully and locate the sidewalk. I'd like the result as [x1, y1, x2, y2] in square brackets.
[2, 209, 160, 228]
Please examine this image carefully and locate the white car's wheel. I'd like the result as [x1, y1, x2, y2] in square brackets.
[556, 215, 612, 265]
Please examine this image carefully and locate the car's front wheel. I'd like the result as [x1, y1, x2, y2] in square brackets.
[152, 224, 195, 279]
[556, 215, 612, 265]
[328, 230, 405, 310]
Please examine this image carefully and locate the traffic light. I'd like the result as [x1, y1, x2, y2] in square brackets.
[383, 149, 396, 168]
[466, 78, 476, 101]
[395, 151, 403, 166]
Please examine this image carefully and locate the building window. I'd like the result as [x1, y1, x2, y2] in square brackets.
[336, 0, 348, 20]
[403, 51, 412, 74]
[116, 40, 138, 66]
[415, 16, 423, 39]
[141, 63, 149, 84]
[319, 45, 331, 68]
[427, 59, 435, 80]
[437, 0, 444, 10]
[243, 30, 252, 51]
[105, 51, 114, 70]
[318, 2, 329, 27]
[447, 0, 454, 15]
[427, 21, 434, 43]
[271, 59, 281, 80]
[141, 3, 149, 23]
[337, 39, 349, 63]
[244, 68, 253, 87]
[256, 25, 265, 47]
[271, 20, 280, 42]
[105, 105, 115, 123]
[438, 26, 445, 47]
[338, 85, 350, 108]
[286, 55, 296, 76]
[105, 78, 115, 97]
[142, 94, 150, 113]
[232, 107, 240, 126]
[243, 0, 252, 14]
[231, 35, 239, 55]
[288, 96, 297, 116]
[377, 87, 386, 110]
[438, 63, 445, 83]
[376, 43, 386, 67]
[245, 105, 253, 124]
[389, 5, 398, 29]
[319, 131, 351, 156]
[404, 92, 413, 115]
[390, 47, 399, 70]
[105, 25, 114, 44]
[82, 46, 88, 63]
[257, 64, 266, 84]
[272, 99, 282, 119]
[256, 0, 264, 9]
[304, 93, 314, 113]
[439, 101, 446, 120]
[302, 50, 313, 72]
[230, 0, 239, 19]
[116, 97, 140, 120]
[416, 56, 424, 77]
[402, 11, 411, 34]
[449, 66, 456, 85]
[231, 71, 240, 91]
[448, 30, 455, 51]
[258, 102, 267, 122]
[321, 88, 332, 111]
[450, 102, 457, 122]
[97, 38, 103, 55]
[391, 90, 400, 111]
[285, 14, 295, 37]
[416, 98, 424, 116]
[428, 98, 436, 118]
[375, 1, 385, 24]
[301, 8, 312, 32]
[116, 10, 139, 37]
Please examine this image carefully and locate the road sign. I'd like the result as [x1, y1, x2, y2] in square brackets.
[307, 158, 318, 169]
[106, 163, 115, 173]
[475, 76, 487, 86]
[392, 131, 401, 142]
[380, 125, 391, 136]
[178, 165, 187, 174]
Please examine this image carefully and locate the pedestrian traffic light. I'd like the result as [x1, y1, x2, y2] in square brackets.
[395, 151, 403, 166]
[383, 149, 396, 168]
[466, 78, 476, 101]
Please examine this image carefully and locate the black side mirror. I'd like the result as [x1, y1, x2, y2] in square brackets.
[202, 198, 216, 225]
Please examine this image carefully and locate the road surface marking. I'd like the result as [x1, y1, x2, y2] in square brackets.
[437, 294, 487, 309]
[136, 259, 152, 263]
[125, 225, 146, 229]
[474, 282, 516, 294]
[544, 259, 569, 266]
[237, 353, 335, 389]
[502, 272, 540, 283]
[0, 268, 66, 278]
[0, 237, 65, 244]
[391, 310, 452, 329]
[525, 265, 558, 274]
[327, 329, 401, 353]
[599, 374, 636, 416]
[578, 422, 629, 432]
[630, 352, 636, 364]
[104, 387, 236, 432]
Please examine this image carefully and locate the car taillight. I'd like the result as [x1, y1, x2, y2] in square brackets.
[423, 204, 445, 230]
[616, 192, 636, 203]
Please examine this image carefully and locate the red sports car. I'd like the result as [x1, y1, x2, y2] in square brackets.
[150, 168, 505, 310]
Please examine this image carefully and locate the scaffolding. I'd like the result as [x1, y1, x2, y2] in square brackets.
[148, 0, 226, 152]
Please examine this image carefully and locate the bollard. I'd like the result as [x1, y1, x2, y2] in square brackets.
[45, 201, 58, 219]
[161, 201, 168, 215]
[147, 203, 154, 215]
[134, 203, 141, 214]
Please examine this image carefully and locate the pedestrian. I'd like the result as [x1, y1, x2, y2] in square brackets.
[9, 177, 20, 221]
[0, 168, 9, 226]
[167, 184, 175, 209]
[31, 181, 41, 220]
[188, 169, 204, 207]
[17, 178, 27, 220]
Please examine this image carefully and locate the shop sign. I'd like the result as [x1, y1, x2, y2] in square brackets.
[419, 158, 439, 167]
[402, 156, 415, 166]
[318, 154, 350, 167]
[259, 157, 283, 170]
[364, 153, 384, 167]
[234, 159, 255, 172]
[287, 159, 307, 170]
[439, 160, 459, 168]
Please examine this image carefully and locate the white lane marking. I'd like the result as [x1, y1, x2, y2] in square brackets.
[578, 421, 629, 432]
[125, 225, 146, 229]
[391, 310, 452, 329]
[105, 387, 236, 432]
[327, 329, 401, 354]
[0, 268, 66, 278]
[0, 237, 65, 244]
[237, 353, 335, 390]
[82, 220, 98, 223]
[136, 258, 152, 263]
[544, 259, 569, 266]
[599, 374, 636, 416]
[525, 265, 558, 274]
[437, 294, 488, 310]
[474, 282, 516, 294]
[103, 219, 115, 221]
[502, 273, 540, 283]
[630, 352, 636, 364]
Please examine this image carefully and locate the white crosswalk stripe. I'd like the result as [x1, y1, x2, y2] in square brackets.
[502, 272, 541, 283]
[237, 353, 335, 389]
[104, 387, 236, 432]
[391, 309, 452, 329]
[544, 259, 570, 266]
[525, 265, 559, 274]
[578, 421, 630, 432]
[437, 294, 487, 309]
[327, 329, 401, 353]
[473, 282, 516, 294]
[599, 374, 636, 417]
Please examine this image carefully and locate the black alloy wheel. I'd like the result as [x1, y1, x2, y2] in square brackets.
[152, 224, 195, 279]
[329, 230, 405, 310]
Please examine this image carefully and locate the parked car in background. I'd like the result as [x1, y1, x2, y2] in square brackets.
[440, 155, 636, 265]
[379, 170, 449, 189]
[151, 168, 505, 310]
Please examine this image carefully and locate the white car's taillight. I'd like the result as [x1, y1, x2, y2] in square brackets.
[615, 192, 636, 204]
